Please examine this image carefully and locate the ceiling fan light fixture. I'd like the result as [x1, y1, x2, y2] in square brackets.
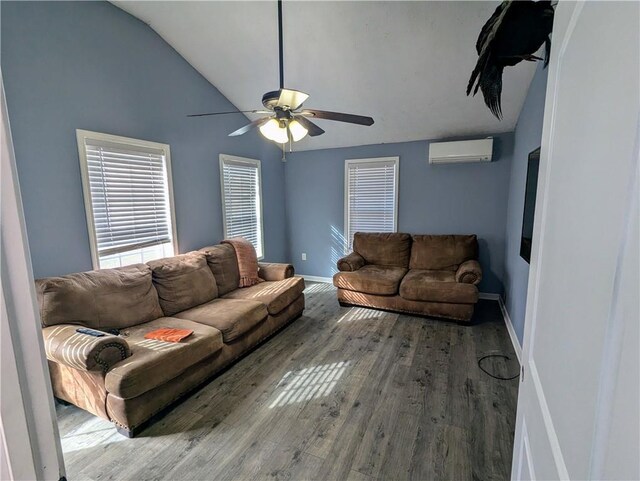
[288, 120, 308, 142]
[259, 118, 289, 144]
[188, 0, 373, 146]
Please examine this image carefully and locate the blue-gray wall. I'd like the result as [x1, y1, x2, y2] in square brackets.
[285, 134, 515, 294]
[1, 0, 547, 316]
[1, 1, 286, 278]
[503, 64, 548, 344]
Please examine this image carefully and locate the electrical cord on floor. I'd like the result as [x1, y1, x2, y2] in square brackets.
[477, 354, 520, 381]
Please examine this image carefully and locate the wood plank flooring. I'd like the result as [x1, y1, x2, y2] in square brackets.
[56, 282, 520, 481]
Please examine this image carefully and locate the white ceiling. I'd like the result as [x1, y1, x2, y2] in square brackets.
[114, 1, 537, 151]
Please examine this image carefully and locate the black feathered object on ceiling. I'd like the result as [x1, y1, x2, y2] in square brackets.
[467, 0, 555, 119]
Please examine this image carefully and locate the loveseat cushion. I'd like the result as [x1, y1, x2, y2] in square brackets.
[353, 232, 412, 267]
[35, 264, 164, 329]
[333, 265, 407, 295]
[409, 235, 478, 271]
[222, 277, 305, 315]
[399, 269, 478, 304]
[147, 252, 218, 316]
[104, 317, 223, 399]
[174, 298, 268, 342]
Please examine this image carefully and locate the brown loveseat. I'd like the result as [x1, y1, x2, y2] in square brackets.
[334, 233, 482, 322]
[36, 243, 304, 437]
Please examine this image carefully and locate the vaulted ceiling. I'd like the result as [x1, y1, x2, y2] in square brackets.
[113, 1, 537, 151]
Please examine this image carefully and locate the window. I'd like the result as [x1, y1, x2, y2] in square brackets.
[344, 157, 399, 251]
[220, 154, 264, 258]
[76, 130, 177, 269]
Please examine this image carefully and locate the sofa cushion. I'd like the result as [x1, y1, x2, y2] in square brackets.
[399, 269, 478, 304]
[222, 277, 305, 315]
[200, 244, 241, 296]
[104, 317, 223, 399]
[409, 235, 478, 271]
[35, 264, 164, 329]
[353, 232, 412, 267]
[174, 298, 268, 342]
[147, 252, 218, 316]
[333, 265, 407, 295]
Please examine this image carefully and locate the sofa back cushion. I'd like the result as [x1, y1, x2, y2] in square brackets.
[35, 264, 164, 329]
[409, 235, 478, 271]
[353, 232, 412, 267]
[147, 252, 218, 316]
[199, 244, 241, 295]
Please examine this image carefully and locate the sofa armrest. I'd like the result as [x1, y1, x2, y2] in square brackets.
[337, 252, 366, 272]
[258, 262, 295, 281]
[455, 260, 482, 285]
[43, 325, 130, 373]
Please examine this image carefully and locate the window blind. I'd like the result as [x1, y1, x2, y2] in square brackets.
[221, 157, 263, 258]
[83, 138, 173, 258]
[345, 158, 398, 250]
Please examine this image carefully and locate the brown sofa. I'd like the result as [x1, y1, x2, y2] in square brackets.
[334, 233, 482, 322]
[36, 243, 304, 437]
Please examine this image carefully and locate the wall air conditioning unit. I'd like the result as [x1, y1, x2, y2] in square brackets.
[428, 137, 493, 164]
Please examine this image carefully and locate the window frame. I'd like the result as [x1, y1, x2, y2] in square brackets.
[76, 129, 178, 270]
[219, 154, 265, 260]
[344, 156, 400, 253]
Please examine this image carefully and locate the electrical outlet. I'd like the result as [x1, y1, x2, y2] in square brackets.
[301, 253, 307, 261]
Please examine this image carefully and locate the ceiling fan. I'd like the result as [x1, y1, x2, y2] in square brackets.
[187, 0, 374, 147]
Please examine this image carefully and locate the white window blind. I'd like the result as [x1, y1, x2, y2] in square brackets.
[77, 130, 176, 268]
[345, 157, 399, 251]
[220, 155, 264, 258]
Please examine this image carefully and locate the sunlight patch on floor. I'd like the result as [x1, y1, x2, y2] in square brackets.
[303, 282, 331, 294]
[60, 417, 127, 454]
[336, 306, 383, 324]
[269, 361, 349, 408]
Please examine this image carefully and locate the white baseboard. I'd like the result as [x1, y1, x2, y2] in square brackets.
[478, 292, 500, 300]
[300, 274, 333, 283]
[479, 293, 522, 363]
[496, 296, 523, 363]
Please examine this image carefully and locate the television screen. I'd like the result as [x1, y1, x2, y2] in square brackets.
[520, 147, 541, 263]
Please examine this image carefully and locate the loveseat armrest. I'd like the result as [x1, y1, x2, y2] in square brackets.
[337, 252, 366, 272]
[455, 260, 482, 285]
[43, 325, 130, 373]
[258, 262, 295, 281]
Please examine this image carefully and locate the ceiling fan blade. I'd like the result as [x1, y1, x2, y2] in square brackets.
[228, 117, 270, 137]
[188, 110, 269, 118]
[300, 109, 374, 126]
[293, 115, 325, 137]
[277, 88, 309, 110]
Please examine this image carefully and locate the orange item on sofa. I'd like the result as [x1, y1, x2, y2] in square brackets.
[144, 328, 193, 343]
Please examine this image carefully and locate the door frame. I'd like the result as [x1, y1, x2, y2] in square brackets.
[511, 2, 582, 479]
[511, 1, 639, 479]
[1, 75, 66, 480]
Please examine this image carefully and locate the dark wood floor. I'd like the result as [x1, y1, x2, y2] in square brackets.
[56, 282, 520, 481]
